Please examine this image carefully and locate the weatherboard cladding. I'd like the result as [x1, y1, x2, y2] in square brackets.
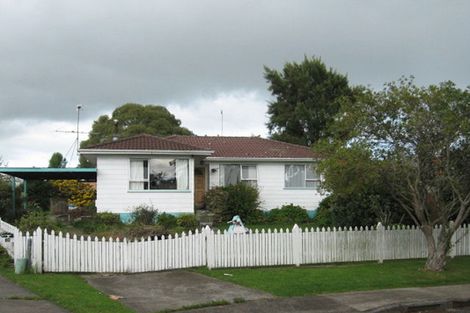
[85, 134, 316, 158]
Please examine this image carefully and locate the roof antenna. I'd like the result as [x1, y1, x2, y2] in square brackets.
[220, 110, 223, 136]
[76, 104, 82, 155]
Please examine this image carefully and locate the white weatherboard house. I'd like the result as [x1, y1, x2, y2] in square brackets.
[79, 134, 324, 221]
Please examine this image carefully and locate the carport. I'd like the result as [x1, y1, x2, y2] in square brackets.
[0, 167, 96, 215]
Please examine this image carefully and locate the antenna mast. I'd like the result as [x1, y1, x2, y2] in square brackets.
[221, 110, 223, 136]
[76, 104, 82, 155]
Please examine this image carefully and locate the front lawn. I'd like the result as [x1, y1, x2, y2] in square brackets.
[196, 256, 470, 297]
[0, 247, 134, 313]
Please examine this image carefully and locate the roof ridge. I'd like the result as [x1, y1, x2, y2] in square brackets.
[85, 134, 152, 149]
[158, 135, 212, 151]
[170, 135, 312, 149]
[254, 136, 312, 150]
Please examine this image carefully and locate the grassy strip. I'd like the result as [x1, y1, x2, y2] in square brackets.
[157, 300, 231, 313]
[195, 257, 470, 297]
[0, 248, 134, 313]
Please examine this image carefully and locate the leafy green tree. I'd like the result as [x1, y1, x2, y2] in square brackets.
[48, 152, 67, 168]
[264, 56, 353, 146]
[81, 103, 192, 147]
[319, 78, 470, 271]
[79, 103, 193, 167]
[317, 144, 409, 227]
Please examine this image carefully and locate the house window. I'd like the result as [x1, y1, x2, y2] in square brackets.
[284, 164, 320, 189]
[220, 164, 257, 187]
[129, 158, 189, 190]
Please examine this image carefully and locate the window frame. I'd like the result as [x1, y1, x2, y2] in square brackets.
[220, 164, 257, 187]
[284, 163, 320, 189]
[128, 158, 190, 192]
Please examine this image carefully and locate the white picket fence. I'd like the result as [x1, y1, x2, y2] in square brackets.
[1, 217, 470, 274]
[42, 229, 206, 273]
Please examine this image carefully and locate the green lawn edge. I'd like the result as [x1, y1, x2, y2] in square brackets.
[194, 257, 470, 297]
[0, 248, 134, 313]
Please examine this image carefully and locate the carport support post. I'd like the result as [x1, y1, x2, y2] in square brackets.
[11, 176, 16, 217]
[23, 179, 28, 211]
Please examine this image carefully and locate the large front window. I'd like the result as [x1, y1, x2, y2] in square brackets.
[129, 158, 189, 190]
[220, 164, 257, 187]
[285, 164, 320, 188]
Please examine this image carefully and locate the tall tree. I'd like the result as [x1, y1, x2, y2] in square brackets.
[319, 78, 470, 271]
[317, 143, 409, 227]
[264, 56, 353, 146]
[48, 152, 67, 168]
[79, 103, 193, 167]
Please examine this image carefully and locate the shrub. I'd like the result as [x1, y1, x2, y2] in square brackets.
[268, 204, 309, 224]
[312, 197, 333, 227]
[204, 187, 228, 224]
[157, 212, 177, 229]
[17, 211, 59, 232]
[126, 224, 167, 239]
[131, 204, 158, 225]
[51, 180, 96, 208]
[205, 183, 261, 224]
[177, 214, 199, 230]
[0, 246, 13, 268]
[224, 183, 261, 222]
[95, 212, 122, 226]
[244, 208, 267, 224]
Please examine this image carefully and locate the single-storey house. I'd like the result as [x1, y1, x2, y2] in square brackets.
[79, 134, 324, 221]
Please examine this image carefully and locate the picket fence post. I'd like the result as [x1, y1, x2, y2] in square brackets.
[204, 226, 214, 269]
[31, 227, 43, 273]
[13, 230, 22, 267]
[292, 224, 302, 266]
[376, 222, 385, 263]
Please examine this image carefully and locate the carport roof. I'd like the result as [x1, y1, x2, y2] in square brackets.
[0, 167, 97, 181]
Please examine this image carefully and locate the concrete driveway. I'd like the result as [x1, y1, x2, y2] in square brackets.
[0, 275, 68, 313]
[83, 271, 470, 313]
[83, 270, 273, 313]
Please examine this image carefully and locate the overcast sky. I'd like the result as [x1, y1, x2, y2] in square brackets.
[1, 0, 469, 167]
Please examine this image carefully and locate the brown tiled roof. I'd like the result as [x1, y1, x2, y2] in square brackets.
[166, 135, 317, 159]
[83, 134, 208, 151]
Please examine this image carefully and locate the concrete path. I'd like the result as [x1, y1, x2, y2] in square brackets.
[0, 275, 68, 313]
[183, 284, 470, 313]
[83, 271, 273, 313]
[83, 270, 470, 313]
[322, 284, 470, 312]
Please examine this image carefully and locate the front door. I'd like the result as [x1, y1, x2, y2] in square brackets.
[194, 167, 206, 208]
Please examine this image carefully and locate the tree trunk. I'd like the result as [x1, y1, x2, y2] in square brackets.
[421, 225, 452, 271]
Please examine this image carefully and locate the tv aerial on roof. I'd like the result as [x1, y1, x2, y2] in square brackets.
[53, 105, 87, 165]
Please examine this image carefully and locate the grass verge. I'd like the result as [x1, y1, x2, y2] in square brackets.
[195, 256, 470, 297]
[0, 247, 134, 313]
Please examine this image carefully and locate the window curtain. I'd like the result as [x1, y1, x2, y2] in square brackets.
[176, 159, 189, 190]
[285, 164, 305, 188]
[130, 160, 144, 190]
[222, 165, 240, 186]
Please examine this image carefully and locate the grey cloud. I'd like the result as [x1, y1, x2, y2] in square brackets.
[0, 0, 469, 124]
